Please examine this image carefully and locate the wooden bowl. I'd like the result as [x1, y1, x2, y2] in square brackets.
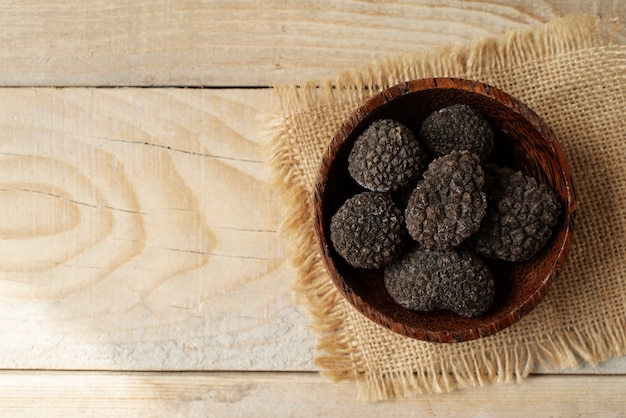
[312, 78, 576, 343]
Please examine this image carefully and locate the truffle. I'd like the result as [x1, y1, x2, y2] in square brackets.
[466, 165, 562, 261]
[419, 104, 494, 162]
[348, 119, 428, 192]
[384, 246, 494, 317]
[405, 150, 486, 249]
[330, 191, 406, 269]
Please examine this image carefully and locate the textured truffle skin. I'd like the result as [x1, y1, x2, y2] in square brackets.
[384, 246, 494, 317]
[419, 104, 494, 162]
[348, 119, 428, 192]
[466, 165, 562, 261]
[330, 192, 406, 269]
[405, 150, 486, 249]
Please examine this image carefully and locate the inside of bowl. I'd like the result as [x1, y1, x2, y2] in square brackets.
[319, 84, 573, 342]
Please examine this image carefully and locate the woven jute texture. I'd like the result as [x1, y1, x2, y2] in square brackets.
[266, 16, 626, 399]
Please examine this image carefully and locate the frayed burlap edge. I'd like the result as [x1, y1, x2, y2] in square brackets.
[262, 115, 365, 381]
[262, 16, 626, 400]
[275, 15, 605, 111]
[360, 318, 626, 400]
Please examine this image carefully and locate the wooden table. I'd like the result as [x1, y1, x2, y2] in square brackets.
[1, 1, 625, 416]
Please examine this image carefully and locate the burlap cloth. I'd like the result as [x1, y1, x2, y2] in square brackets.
[265, 16, 626, 399]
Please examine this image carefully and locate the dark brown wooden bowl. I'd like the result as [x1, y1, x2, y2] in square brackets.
[312, 78, 576, 343]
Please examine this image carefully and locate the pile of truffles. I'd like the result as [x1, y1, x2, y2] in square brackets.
[329, 104, 562, 317]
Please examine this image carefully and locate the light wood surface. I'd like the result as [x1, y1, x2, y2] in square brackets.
[1, 1, 625, 416]
[0, 0, 623, 86]
[0, 88, 317, 371]
[1, 372, 625, 418]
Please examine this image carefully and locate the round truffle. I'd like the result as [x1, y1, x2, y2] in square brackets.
[384, 246, 494, 317]
[405, 150, 486, 249]
[466, 165, 562, 261]
[348, 119, 428, 192]
[419, 104, 494, 162]
[330, 191, 407, 269]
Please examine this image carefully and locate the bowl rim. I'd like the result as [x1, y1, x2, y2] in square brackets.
[312, 77, 576, 343]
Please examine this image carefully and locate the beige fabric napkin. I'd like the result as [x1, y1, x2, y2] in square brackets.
[267, 16, 626, 399]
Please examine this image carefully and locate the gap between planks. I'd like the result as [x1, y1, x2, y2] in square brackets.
[0, 86, 273, 89]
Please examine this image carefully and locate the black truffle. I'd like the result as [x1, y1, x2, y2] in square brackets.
[348, 119, 428, 192]
[330, 191, 406, 269]
[384, 246, 494, 317]
[405, 150, 486, 249]
[419, 104, 494, 162]
[466, 165, 562, 261]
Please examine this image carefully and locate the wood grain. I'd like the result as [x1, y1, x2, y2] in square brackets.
[0, 371, 625, 417]
[1, 3, 626, 414]
[0, 86, 624, 373]
[0, 85, 622, 374]
[0, 88, 315, 371]
[0, 0, 622, 87]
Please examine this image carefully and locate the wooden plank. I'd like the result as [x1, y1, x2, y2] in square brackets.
[0, 87, 315, 371]
[0, 87, 625, 373]
[0, 371, 625, 417]
[0, 0, 622, 87]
